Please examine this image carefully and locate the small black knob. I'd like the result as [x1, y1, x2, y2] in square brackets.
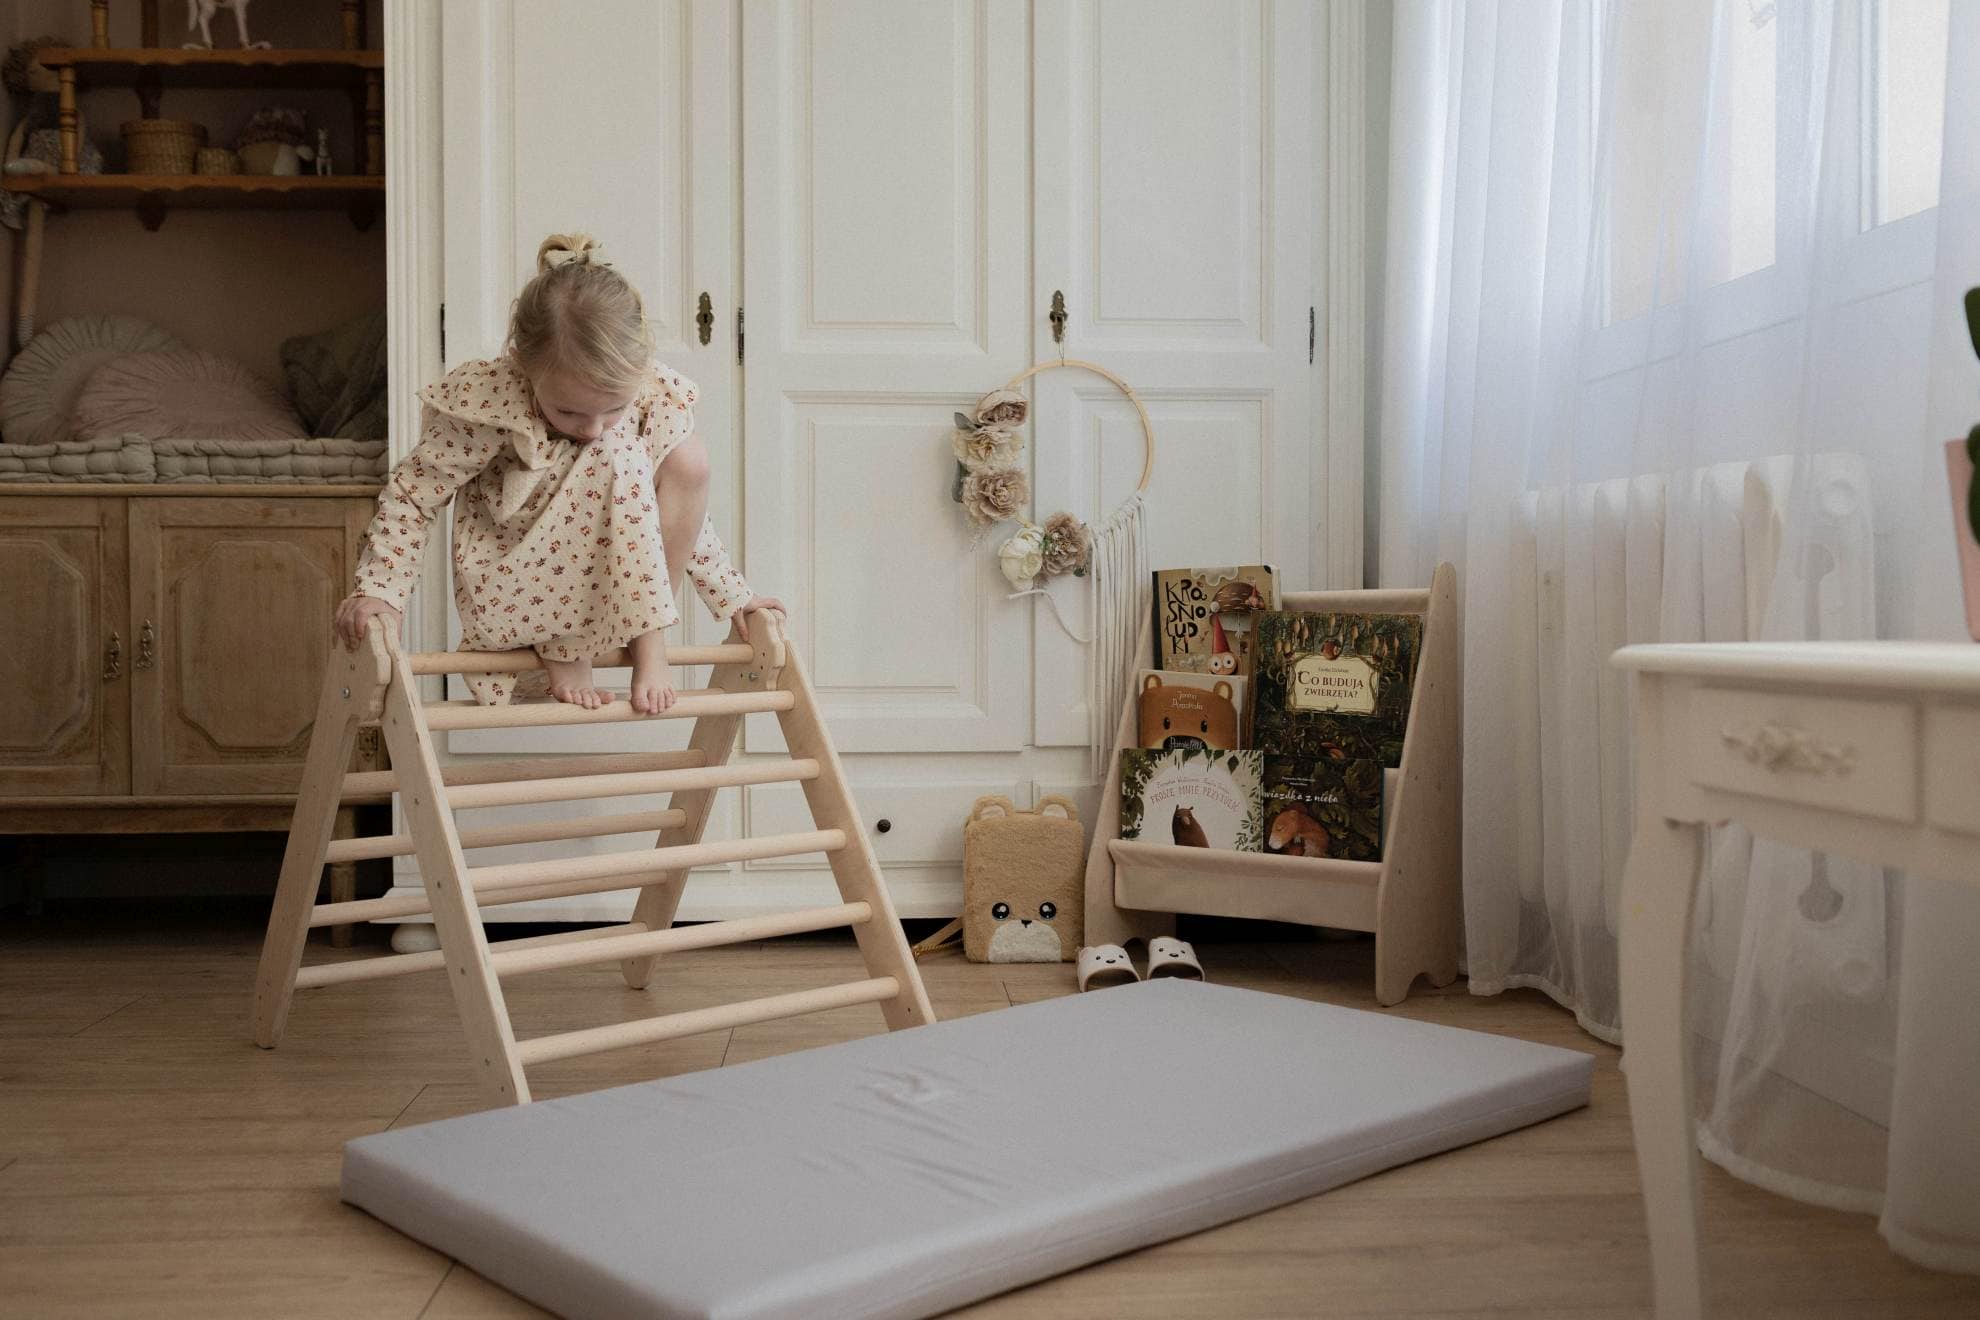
[875, 818, 892, 834]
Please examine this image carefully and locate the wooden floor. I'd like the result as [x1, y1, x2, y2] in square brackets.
[3, 901, 1976, 1319]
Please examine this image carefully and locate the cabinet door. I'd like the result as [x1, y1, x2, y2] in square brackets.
[130, 498, 370, 795]
[437, 0, 739, 753]
[0, 497, 129, 796]
[1030, 0, 1317, 745]
[741, 0, 1032, 754]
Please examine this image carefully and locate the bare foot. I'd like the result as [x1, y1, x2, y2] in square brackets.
[541, 655, 612, 709]
[627, 632, 677, 716]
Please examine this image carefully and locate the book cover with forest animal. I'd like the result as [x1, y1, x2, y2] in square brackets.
[1136, 670, 1247, 751]
[1261, 754, 1384, 862]
[1249, 611, 1423, 768]
[1118, 748, 1263, 852]
[1152, 565, 1278, 680]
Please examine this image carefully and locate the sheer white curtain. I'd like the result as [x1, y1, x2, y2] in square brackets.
[1377, 0, 1980, 1271]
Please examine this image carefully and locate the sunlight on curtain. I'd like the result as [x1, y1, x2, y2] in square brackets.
[1377, 0, 1977, 1273]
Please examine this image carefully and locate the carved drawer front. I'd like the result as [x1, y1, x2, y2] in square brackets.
[1924, 705, 1980, 837]
[1687, 686, 1916, 823]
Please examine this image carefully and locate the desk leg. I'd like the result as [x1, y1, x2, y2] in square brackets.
[1621, 816, 1705, 1319]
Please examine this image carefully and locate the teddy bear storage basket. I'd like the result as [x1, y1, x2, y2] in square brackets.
[960, 795, 1086, 963]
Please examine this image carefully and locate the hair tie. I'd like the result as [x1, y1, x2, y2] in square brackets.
[543, 244, 609, 271]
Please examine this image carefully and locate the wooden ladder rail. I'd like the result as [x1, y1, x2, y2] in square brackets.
[252, 612, 936, 1109]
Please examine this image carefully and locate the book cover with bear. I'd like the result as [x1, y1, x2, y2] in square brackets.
[1261, 754, 1385, 862]
[1151, 565, 1278, 680]
[1118, 748, 1263, 852]
[1249, 611, 1423, 768]
[1136, 670, 1247, 751]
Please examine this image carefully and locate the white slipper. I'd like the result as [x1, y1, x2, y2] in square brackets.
[1077, 944, 1139, 991]
[1146, 935, 1205, 981]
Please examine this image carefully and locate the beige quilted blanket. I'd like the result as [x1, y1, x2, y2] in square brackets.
[0, 435, 386, 484]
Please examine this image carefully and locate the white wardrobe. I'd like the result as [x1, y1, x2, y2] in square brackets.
[383, 0, 1361, 927]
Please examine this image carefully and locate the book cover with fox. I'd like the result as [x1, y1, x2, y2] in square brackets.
[1261, 754, 1385, 862]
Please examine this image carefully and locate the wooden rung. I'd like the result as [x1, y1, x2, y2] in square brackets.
[418, 689, 795, 732]
[322, 807, 690, 864]
[443, 757, 820, 811]
[408, 643, 755, 675]
[340, 750, 707, 801]
[492, 901, 872, 977]
[306, 829, 847, 927]
[515, 976, 901, 1067]
[294, 922, 648, 989]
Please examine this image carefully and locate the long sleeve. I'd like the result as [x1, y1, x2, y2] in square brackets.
[685, 515, 754, 621]
[351, 405, 506, 611]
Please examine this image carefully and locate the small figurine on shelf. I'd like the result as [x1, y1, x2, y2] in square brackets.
[185, 0, 272, 51]
[314, 128, 332, 176]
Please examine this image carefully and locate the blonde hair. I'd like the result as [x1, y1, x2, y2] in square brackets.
[506, 233, 655, 397]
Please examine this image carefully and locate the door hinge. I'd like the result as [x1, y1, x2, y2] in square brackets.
[736, 306, 745, 364]
[439, 302, 447, 363]
[1308, 305, 1315, 364]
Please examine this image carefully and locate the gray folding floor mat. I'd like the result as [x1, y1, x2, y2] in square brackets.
[343, 979, 1594, 1320]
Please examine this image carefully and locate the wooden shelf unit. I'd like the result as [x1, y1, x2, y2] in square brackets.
[1, 173, 383, 231]
[1083, 563, 1463, 1005]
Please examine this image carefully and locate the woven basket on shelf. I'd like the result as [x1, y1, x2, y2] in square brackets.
[121, 119, 207, 175]
[194, 147, 239, 176]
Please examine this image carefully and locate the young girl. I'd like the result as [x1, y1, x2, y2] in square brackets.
[334, 233, 780, 713]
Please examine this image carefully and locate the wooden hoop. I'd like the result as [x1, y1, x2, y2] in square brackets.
[998, 359, 1155, 493]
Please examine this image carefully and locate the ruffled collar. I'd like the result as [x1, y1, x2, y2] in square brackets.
[417, 356, 560, 472]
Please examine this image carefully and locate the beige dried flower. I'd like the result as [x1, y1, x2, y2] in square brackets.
[1040, 512, 1092, 577]
[961, 465, 1029, 527]
[951, 425, 1022, 470]
[973, 389, 1028, 430]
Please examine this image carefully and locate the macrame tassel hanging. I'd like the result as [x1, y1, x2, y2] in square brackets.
[1087, 489, 1148, 778]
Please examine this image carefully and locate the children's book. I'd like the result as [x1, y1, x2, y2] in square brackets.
[1118, 748, 1263, 852]
[1136, 670, 1246, 751]
[1151, 565, 1278, 680]
[1249, 611, 1423, 768]
[1261, 754, 1384, 862]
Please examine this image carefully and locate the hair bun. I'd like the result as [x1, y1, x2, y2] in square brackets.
[536, 232, 608, 275]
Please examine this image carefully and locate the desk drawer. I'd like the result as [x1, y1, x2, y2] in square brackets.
[1925, 706, 1980, 837]
[1687, 687, 1916, 822]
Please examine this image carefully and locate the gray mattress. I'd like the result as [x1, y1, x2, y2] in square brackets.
[342, 980, 1593, 1320]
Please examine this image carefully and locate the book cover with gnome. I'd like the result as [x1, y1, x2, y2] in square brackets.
[1152, 565, 1278, 679]
[1118, 747, 1264, 852]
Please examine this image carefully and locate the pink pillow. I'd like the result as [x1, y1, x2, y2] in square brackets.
[73, 350, 306, 442]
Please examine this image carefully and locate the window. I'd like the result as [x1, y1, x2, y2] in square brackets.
[1863, 0, 1949, 230]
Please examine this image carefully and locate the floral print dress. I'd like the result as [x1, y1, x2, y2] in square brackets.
[351, 356, 753, 703]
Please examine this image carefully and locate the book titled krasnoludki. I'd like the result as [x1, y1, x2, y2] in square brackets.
[1249, 611, 1422, 769]
[1151, 565, 1278, 680]
[1117, 748, 1263, 853]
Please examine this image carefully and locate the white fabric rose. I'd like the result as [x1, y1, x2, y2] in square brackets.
[998, 523, 1047, 589]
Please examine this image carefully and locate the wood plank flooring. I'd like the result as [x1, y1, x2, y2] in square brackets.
[3, 900, 1975, 1318]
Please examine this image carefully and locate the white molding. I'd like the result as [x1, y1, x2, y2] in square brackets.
[1321, 0, 1368, 589]
[383, 0, 445, 654]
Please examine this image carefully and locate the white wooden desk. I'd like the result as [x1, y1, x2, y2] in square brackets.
[1612, 642, 1980, 1318]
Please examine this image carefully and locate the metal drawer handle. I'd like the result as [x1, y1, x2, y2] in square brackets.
[137, 619, 157, 670]
[103, 631, 122, 681]
[1719, 722, 1856, 777]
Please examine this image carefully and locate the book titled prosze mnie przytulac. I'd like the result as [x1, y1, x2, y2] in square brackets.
[1249, 611, 1423, 769]
[1118, 748, 1263, 852]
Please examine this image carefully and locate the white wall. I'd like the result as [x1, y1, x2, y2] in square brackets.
[1361, 0, 1393, 586]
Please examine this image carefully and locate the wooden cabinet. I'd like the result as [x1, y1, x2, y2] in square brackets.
[1, 486, 386, 937]
[131, 497, 371, 794]
[0, 497, 129, 797]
